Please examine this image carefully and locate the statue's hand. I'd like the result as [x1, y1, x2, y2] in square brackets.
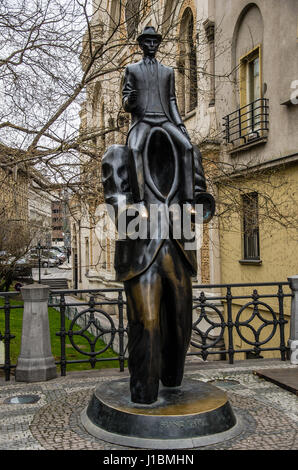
[128, 90, 138, 106]
[179, 124, 191, 141]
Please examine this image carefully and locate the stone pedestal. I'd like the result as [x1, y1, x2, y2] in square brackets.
[81, 377, 242, 449]
[15, 284, 57, 382]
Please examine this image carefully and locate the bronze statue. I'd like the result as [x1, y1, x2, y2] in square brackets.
[102, 26, 215, 404]
[122, 26, 194, 205]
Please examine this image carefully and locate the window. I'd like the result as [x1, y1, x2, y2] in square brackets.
[92, 82, 101, 146]
[248, 55, 260, 103]
[101, 102, 106, 148]
[85, 237, 89, 274]
[125, 0, 141, 38]
[178, 8, 198, 115]
[242, 192, 260, 260]
[203, 19, 215, 106]
[239, 46, 262, 136]
[109, 0, 121, 33]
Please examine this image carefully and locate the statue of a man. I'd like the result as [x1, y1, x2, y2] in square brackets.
[102, 26, 215, 405]
[122, 26, 194, 205]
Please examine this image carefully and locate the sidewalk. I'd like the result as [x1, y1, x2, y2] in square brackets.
[32, 266, 72, 282]
[0, 358, 297, 451]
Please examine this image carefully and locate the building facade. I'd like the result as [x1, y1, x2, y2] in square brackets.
[210, 0, 298, 357]
[0, 162, 53, 259]
[28, 179, 53, 247]
[51, 189, 71, 248]
[0, 165, 29, 227]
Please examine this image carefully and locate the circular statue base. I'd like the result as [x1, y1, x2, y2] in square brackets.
[81, 377, 243, 449]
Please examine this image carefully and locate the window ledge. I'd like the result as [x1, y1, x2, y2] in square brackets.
[227, 137, 268, 155]
[182, 109, 196, 122]
[85, 269, 100, 278]
[85, 270, 114, 280]
[239, 259, 262, 266]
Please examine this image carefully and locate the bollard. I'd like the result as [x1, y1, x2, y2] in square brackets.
[288, 275, 298, 364]
[290, 340, 298, 365]
[15, 284, 57, 382]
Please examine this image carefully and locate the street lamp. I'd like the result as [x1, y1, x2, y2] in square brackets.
[36, 242, 43, 284]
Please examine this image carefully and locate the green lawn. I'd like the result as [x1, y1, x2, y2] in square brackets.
[0, 295, 124, 373]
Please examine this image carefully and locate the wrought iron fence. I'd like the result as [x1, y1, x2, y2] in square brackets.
[0, 281, 292, 380]
[0, 292, 19, 381]
[48, 289, 127, 376]
[223, 98, 269, 146]
[191, 282, 290, 363]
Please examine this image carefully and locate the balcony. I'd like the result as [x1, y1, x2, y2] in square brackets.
[223, 98, 269, 150]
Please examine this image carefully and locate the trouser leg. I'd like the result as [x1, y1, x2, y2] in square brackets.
[159, 242, 193, 387]
[124, 266, 162, 404]
[128, 123, 151, 202]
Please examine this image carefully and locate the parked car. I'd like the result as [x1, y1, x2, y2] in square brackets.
[49, 250, 66, 264]
[51, 246, 66, 254]
[41, 257, 60, 268]
[27, 252, 60, 268]
[41, 250, 65, 265]
[13, 257, 33, 277]
[0, 252, 32, 278]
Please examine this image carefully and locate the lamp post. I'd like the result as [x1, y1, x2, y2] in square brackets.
[36, 242, 43, 284]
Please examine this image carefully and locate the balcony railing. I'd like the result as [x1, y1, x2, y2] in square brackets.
[223, 98, 269, 147]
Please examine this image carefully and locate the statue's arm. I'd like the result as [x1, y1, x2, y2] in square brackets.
[193, 145, 215, 223]
[169, 68, 183, 126]
[122, 66, 137, 112]
[169, 69, 191, 140]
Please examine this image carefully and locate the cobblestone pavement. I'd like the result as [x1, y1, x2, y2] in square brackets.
[0, 360, 297, 451]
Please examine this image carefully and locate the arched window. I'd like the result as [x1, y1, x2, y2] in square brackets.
[178, 8, 197, 115]
[109, 0, 121, 34]
[92, 82, 101, 136]
[125, 0, 141, 38]
[233, 4, 264, 137]
[100, 101, 106, 149]
[233, 4, 264, 108]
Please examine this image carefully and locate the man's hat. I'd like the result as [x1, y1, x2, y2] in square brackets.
[137, 26, 162, 44]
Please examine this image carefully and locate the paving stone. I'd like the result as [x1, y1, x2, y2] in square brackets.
[0, 360, 297, 450]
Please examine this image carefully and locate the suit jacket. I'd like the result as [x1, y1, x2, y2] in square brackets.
[102, 143, 211, 282]
[122, 59, 183, 135]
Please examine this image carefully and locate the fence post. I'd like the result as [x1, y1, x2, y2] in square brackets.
[288, 275, 298, 364]
[15, 284, 57, 382]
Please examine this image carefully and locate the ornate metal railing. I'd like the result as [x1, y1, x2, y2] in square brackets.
[49, 289, 127, 376]
[223, 98, 269, 146]
[50, 282, 291, 375]
[0, 282, 292, 380]
[191, 282, 290, 363]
